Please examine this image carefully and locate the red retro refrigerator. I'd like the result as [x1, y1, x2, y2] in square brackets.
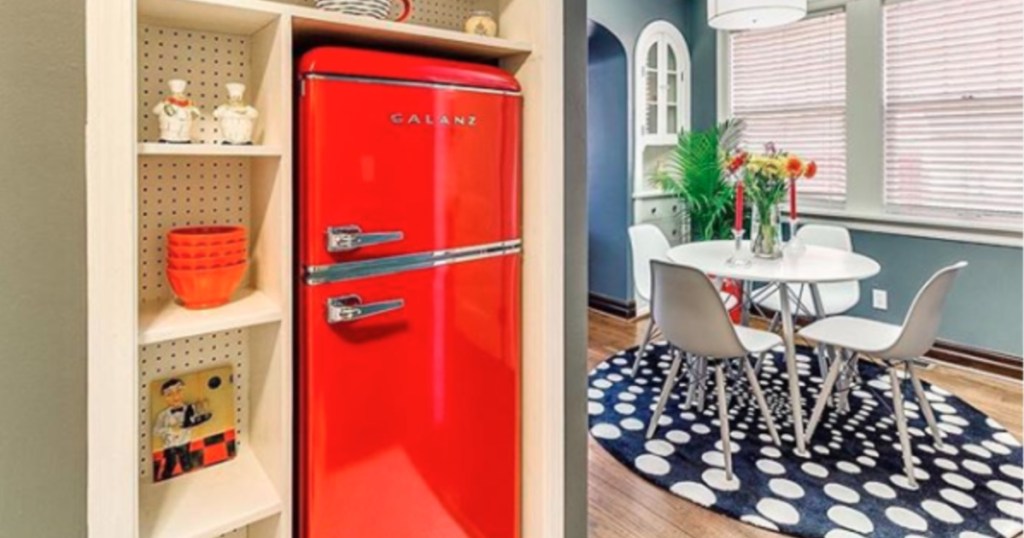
[297, 47, 521, 538]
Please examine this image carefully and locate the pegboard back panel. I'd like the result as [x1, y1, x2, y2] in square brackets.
[271, 0, 499, 31]
[139, 329, 251, 480]
[139, 24, 251, 144]
[139, 157, 252, 305]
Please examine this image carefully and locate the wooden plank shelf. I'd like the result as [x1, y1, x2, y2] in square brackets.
[139, 289, 282, 345]
[138, 143, 282, 157]
[138, 0, 533, 60]
[139, 449, 282, 538]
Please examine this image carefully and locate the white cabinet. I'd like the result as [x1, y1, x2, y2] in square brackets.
[635, 21, 690, 146]
[633, 20, 690, 198]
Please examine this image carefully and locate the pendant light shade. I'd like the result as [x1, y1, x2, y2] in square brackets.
[707, 0, 808, 30]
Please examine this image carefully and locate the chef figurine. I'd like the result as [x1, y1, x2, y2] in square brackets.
[213, 82, 259, 145]
[154, 79, 201, 143]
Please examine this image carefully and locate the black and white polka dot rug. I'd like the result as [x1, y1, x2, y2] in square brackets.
[588, 342, 1024, 538]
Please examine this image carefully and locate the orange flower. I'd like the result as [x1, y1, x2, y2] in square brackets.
[785, 155, 803, 178]
[804, 161, 817, 179]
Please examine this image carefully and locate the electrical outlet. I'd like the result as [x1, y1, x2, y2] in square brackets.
[872, 289, 888, 311]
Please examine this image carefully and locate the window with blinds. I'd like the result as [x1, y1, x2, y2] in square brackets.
[883, 0, 1023, 222]
[730, 11, 847, 206]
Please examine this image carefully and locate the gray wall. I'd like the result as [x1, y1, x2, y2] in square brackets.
[565, 0, 590, 534]
[587, 23, 631, 300]
[587, 0, 687, 304]
[0, 0, 87, 536]
[848, 232, 1023, 356]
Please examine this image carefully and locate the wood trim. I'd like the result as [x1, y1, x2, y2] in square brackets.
[925, 340, 1023, 381]
[499, 1, 568, 536]
[588, 292, 637, 319]
[86, 0, 139, 536]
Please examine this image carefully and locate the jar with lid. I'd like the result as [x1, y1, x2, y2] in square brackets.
[464, 10, 498, 37]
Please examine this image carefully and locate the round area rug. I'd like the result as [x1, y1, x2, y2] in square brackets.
[588, 342, 1024, 538]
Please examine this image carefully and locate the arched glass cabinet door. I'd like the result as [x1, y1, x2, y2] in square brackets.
[635, 21, 691, 144]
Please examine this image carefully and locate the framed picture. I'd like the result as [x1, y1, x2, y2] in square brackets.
[150, 366, 237, 482]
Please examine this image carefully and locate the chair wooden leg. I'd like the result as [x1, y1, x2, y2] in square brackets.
[714, 363, 734, 481]
[889, 366, 919, 488]
[768, 311, 781, 334]
[908, 365, 944, 448]
[647, 349, 684, 439]
[804, 355, 844, 444]
[683, 353, 698, 409]
[743, 357, 780, 446]
[696, 357, 708, 413]
[631, 320, 656, 377]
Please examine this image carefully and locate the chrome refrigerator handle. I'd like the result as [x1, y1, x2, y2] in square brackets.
[326, 295, 405, 324]
[326, 225, 404, 252]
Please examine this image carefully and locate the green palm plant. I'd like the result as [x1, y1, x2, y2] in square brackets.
[653, 119, 746, 241]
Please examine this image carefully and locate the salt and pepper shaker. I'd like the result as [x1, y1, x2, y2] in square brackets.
[154, 79, 202, 143]
[213, 83, 259, 145]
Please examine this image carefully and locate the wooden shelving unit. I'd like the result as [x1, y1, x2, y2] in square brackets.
[138, 0, 533, 60]
[87, 0, 567, 536]
[139, 289, 281, 345]
[139, 449, 282, 538]
[138, 143, 283, 157]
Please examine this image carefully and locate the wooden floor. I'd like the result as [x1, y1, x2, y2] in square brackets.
[586, 309, 1024, 538]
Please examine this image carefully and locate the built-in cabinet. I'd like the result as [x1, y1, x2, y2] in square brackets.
[635, 21, 690, 147]
[633, 20, 690, 241]
[86, 0, 567, 536]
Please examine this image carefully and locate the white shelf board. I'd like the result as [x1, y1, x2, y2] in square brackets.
[138, 0, 533, 60]
[139, 289, 282, 345]
[139, 448, 282, 538]
[138, 143, 282, 157]
[138, 0, 281, 35]
[290, 9, 533, 60]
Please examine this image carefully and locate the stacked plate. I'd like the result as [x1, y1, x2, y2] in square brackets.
[316, 0, 392, 19]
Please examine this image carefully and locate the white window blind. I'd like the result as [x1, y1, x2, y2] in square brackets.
[730, 11, 847, 206]
[883, 0, 1024, 222]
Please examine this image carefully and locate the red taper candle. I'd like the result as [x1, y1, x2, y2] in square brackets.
[734, 181, 744, 230]
[789, 177, 798, 220]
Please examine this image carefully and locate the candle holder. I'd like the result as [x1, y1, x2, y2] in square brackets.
[726, 228, 752, 267]
[785, 216, 806, 256]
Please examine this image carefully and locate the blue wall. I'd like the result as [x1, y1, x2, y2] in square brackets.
[682, 0, 718, 131]
[587, 0, 688, 304]
[587, 23, 631, 300]
[848, 231, 1023, 356]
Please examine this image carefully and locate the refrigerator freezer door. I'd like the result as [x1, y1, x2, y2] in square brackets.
[299, 75, 521, 267]
[299, 253, 521, 538]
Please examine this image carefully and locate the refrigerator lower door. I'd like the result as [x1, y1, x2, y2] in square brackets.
[299, 253, 520, 538]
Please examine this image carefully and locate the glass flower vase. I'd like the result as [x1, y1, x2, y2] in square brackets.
[751, 203, 783, 259]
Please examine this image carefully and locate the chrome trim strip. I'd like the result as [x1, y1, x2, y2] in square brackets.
[303, 73, 523, 97]
[305, 240, 522, 285]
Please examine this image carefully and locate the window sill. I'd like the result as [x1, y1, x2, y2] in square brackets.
[795, 207, 1023, 247]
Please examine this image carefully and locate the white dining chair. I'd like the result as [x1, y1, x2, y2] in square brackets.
[752, 224, 860, 375]
[755, 224, 860, 317]
[646, 260, 782, 482]
[628, 224, 671, 375]
[628, 224, 738, 379]
[799, 261, 968, 488]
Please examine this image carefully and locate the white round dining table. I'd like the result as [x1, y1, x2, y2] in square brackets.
[666, 240, 881, 455]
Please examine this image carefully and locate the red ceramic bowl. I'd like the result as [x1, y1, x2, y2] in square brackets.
[167, 254, 248, 270]
[167, 261, 248, 309]
[167, 243, 247, 259]
[167, 226, 247, 247]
